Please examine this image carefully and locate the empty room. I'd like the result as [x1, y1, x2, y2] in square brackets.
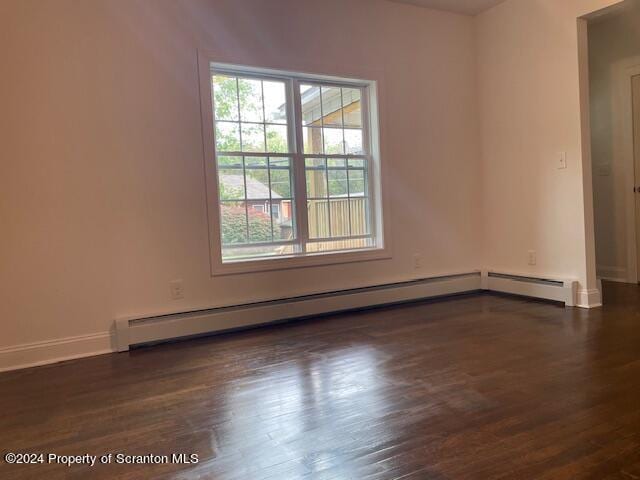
[2, 0, 640, 478]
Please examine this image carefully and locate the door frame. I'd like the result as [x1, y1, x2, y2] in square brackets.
[613, 58, 640, 283]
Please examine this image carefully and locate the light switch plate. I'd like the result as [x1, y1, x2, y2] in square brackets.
[558, 151, 567, 170]
[170, 280, 184, 300]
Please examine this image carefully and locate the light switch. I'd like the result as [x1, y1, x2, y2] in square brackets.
[170, 280, 184, 300]
[557, 151, 567, 170]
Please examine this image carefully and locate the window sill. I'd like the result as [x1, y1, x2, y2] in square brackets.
[211, 247, 391, 276]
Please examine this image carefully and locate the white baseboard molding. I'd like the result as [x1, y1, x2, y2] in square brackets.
[576, 279, 603, 308]
[115, 272, 483, 352]
[0, 332, 114, 373]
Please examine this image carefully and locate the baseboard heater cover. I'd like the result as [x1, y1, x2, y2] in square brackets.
[482, 271, 577, 307]
[115, 272, 482, 351]
[115, 270, 578, 352]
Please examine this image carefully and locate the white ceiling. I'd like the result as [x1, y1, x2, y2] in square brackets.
[388, 0, 507, 16]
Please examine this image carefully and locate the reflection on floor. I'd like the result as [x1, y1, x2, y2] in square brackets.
[1, 281, 640, 479]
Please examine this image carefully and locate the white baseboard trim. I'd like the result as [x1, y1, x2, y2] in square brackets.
[576, 279, 603, 308]
[576, 289, 603, 308]
[0, 332, 115, 373]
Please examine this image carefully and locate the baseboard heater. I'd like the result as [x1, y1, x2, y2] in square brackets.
[482, 271, 577, 307]
[115, 272, 482, 351]
[115, 270, 578, 351]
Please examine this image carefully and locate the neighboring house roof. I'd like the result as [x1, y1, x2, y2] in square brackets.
[219, 174, 282, 200]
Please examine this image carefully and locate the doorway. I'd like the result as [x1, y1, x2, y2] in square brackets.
[586, 1, 640, 286]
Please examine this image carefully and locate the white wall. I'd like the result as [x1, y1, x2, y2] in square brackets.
[0, 0, 481, 366]
[476, 0, 622, 307]
[2, 0, 628, 370]
[588, 2, 640, 282]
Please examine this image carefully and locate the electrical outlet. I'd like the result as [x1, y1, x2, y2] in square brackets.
[528, 250, 537, 266]
[170, 280, 184, 300]
[557, 151, 567, 170]
[413, 254, 422, 270]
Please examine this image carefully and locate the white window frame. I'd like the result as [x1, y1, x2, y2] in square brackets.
[198, 53, 390, 275]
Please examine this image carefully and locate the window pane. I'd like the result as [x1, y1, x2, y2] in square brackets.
[342, 88, 362, 128]
[266, 124, 288, 153]
[303, 126, 324, 154]
[241, 123, 265, 152]
[321, 86, 343, 126]
[329, 199, 350, 237]
[220, 202, 248, 245]
[217, 155, 297, 248]
[344, 129, 363, 154]
[238, 78, 264, 122]
[324, 128, 344, 154]
[270, 168, 291, 198]
[306, 237, 374, 253]
[306, 158, 327, 198]
[300, 84, 322, 125]
[350, 197, 370, 235]
[263, 80, 287, 124]
[212, 75, 239, 121]
[327, 158, 346, 168]
[273, 199, 295, 241]
[222, 244, 300, 261]
[245, 156, 267, 168]
[348, 158, 365, 168]
[305, 158, 326, 168]
[216, 122, 240, 151]
[218, 169, 245, 200]
[328, 169, 348, 197]
[348, 169, 366, 197]
[245, 165, 271, 200]
[270, 157, 290, 168]
[307, 200, 330, 239]
[217, 155, 243, 168]
[248, 205, 272, 243]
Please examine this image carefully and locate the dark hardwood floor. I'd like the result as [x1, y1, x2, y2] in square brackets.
[2, 282, 640, 479]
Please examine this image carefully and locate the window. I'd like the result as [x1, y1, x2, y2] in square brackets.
[201, 60, 386, 272]
[270, 203, 280, 220]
